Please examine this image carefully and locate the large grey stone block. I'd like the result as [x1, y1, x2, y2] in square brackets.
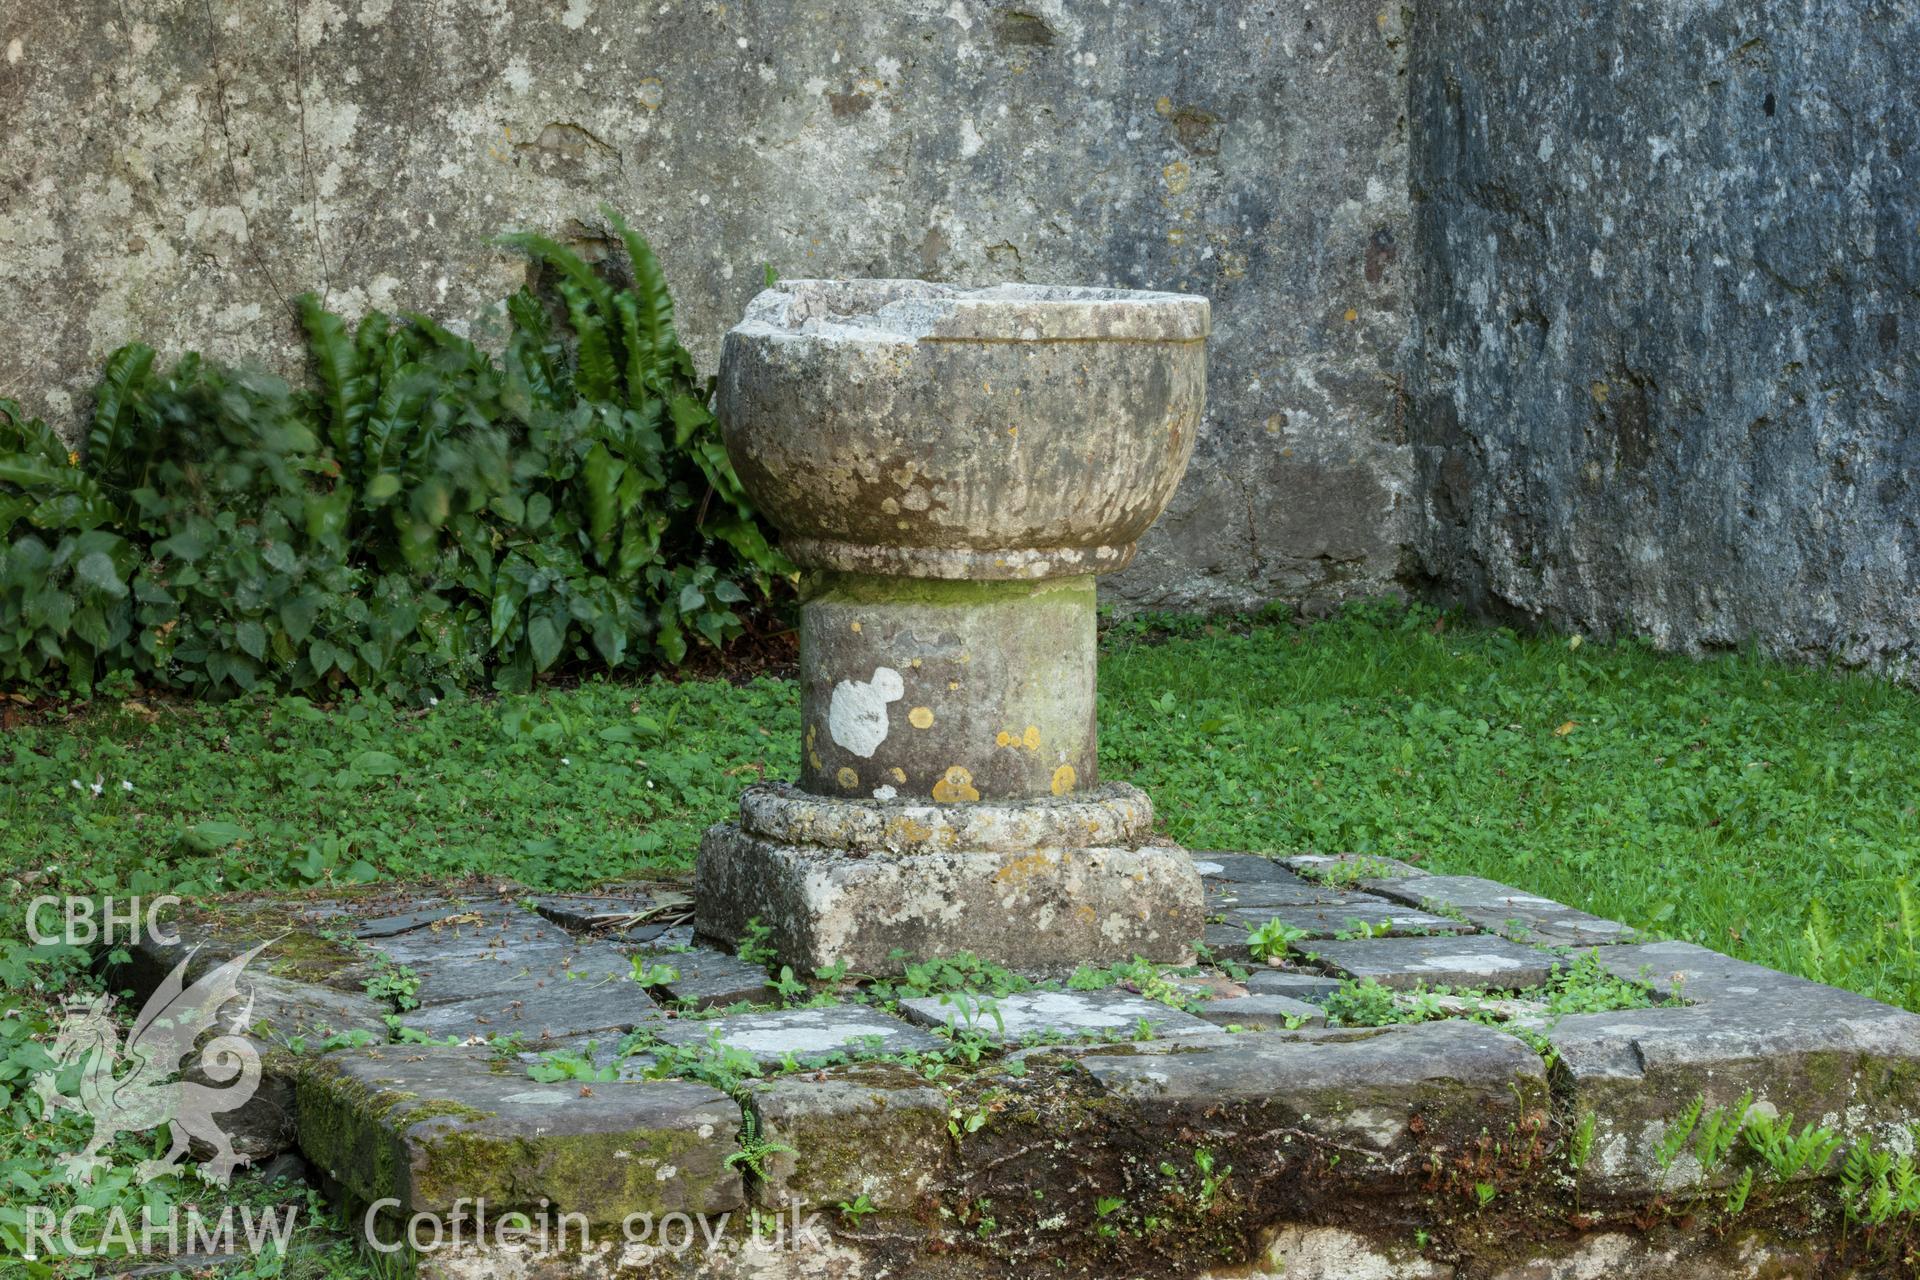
[744, 1066, 948, 1211]
[296, 1047, 743, 1222]
[1532, 941, 1920, 1199]
[695, 825, 1204, 973]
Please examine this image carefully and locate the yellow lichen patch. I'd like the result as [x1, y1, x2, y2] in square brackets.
[885, 816, 934, 844]
[995, 730, 1012, 748]
[850, 621, 862, 633]
[1163, 160, 1191, 195]
[1590, 381, 1610, 404]
[931, 766, 979, 804]
[889, 767, 906, 783]
[1022, 725, 1041, 750]
[836, 766, 860, 791]
[806, 724, 822, 771]
[1343, 307, 1359, 323]
[908, 706, 935, 729]
[1051, 764, 1077, 796]
[993, 851, 1056, 887]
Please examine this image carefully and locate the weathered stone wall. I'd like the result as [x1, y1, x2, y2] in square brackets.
[1408, 0, 1920, 676]
[0, 0, 1414, 613]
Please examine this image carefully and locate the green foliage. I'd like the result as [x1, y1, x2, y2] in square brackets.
[361, 955, 420, 1012]
[1244, 917, 1310, 962]
[1100, 601, 1920, 1011]
[1541, 951, 1658, 1017]
[525, 1046, 617, 1083]
[1838, 1132, 1920, 1227]
[1567, 1111, 1598, 1173]
[622, 1026, 764, 1094]
[837, 1194, 877, 1225]
[869, 951, 1037, 1003]
[735, 918, 778, 968]
[723, 1112, 797, 1180]
[0, 209, 786, 702]
[1742, 1109, 1845, 1183]
[1064, 956, 1201, 1009]
[1323, 978, 1413, 1027]
[629, 958, 681, 986]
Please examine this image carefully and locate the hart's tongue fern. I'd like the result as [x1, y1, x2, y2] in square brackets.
[0, 211, 787, 700]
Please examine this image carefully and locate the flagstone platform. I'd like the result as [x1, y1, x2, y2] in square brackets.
[116, 854, 1920, 1279]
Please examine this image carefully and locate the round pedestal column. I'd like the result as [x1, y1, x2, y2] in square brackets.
[695, 280, 1210, 973]
[798, 575, 1096, 803]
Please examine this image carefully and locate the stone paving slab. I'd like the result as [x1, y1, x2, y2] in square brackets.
[1188, 851, 1315, 885]
[898, 989, 1220, 1044]
[296, 1047, 743, 1221]
[1084, 1020, 1548, 1156]
[364, 904, 575, 962]
[528, 892, 661, 931]
[1283, 853, 1429, 881]
[148, 872, 1920, 1279]
[1195, 993, 1327, 1029]
[394, 973, 658, 1041]
[744, 1065, 949, 1210]
[206, 974, 393, 1162]
[1312, 934, 1562, 990]
[1207, 880, 1395, 910]
[651, 947, 777, 1008]
[1222, 903, 1475, 939]
[1247, 970, 1346, 1002]
[647, 1006, 944, 1066]
[1587, 939, 1827, 1001]
[1367, 874, 1638, 946]
[352, 902, 465, 939]
[407, 939, 633, 1006]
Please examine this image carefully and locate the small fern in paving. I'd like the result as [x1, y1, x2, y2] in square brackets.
[0, 206, 787, 700]
[725, 1112, 797, 1181]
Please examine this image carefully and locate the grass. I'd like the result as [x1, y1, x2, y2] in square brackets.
[4, 599, 1920, 1014]
[4, 598, 1920, 1274]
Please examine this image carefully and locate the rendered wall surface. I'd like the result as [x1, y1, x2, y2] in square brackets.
[0, 0, 1414, 612]
[1408, 0, 1919, 676]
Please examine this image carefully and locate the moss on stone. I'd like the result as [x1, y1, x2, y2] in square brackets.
[808, 572, 1094, 609]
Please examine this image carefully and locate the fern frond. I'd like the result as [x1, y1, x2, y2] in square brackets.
[89, 343, 157, 474]
[614, 292, 648, 403]
[603, 206, 678, 364]
[557, 281, 619, 402]
[403, 312, 485, 370]
[299, 294, 370, 456]
[500, 231, 618, 328]
[507, 288, 560, 405]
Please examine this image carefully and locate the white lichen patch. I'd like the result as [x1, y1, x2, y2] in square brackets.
[827, 666, 904, 757]
[1412, 952, 1529, 974]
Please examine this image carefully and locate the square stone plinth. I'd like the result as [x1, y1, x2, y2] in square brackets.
[694, 825, 1205, 973]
